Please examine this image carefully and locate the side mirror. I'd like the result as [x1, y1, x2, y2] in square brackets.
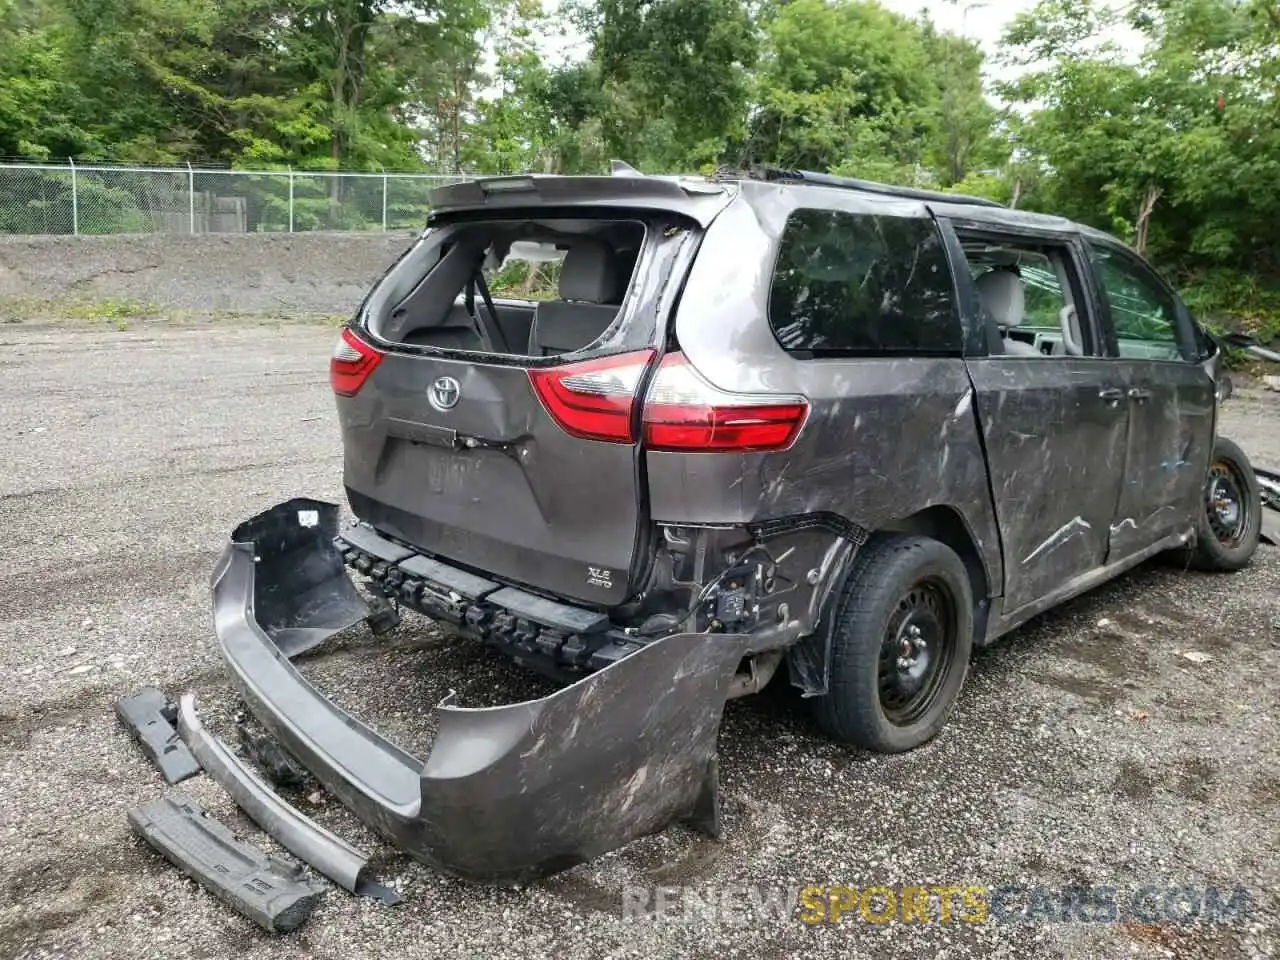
[1219, 331, 1260, 349]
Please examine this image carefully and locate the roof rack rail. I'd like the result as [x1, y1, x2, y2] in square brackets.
[745, 165, 1004, 209]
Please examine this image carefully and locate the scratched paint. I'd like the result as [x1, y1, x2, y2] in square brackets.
[1022, 516, 1092, 566]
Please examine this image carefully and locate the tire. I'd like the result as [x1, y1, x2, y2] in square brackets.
[811, 534, 975, 753]
[1185, 436, 1262, 572]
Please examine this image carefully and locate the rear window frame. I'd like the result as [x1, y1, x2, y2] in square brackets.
[355, 208, 699, 367]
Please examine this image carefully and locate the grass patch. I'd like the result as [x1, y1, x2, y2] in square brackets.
[0, 296, 349, 327]
[62, 297, 161, 322]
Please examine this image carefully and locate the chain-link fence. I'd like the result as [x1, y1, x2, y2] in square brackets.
[0, 162, 464, 235]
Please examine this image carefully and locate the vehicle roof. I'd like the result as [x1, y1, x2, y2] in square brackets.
[436, 165, 1132, 251]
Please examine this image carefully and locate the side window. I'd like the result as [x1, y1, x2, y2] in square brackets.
[768, 209, 961, 357]
[1020, 264, 1069, 328]
[1090, 245, 1185, 361]
[958, 235, 1089, 357]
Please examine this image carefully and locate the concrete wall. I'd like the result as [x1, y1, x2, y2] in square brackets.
[0, 231, 421, 317]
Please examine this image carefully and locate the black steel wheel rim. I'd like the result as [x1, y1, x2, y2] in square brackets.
[877, 577, 957, 726]
[1205, 459, 1249, 547]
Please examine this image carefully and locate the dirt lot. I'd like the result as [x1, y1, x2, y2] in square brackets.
[1, 320, 1277, 960]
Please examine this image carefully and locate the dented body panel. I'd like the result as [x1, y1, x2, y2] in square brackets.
[664, 183, 1004, 606]
[1109, 358, 1216, 558]
[965, 356, 1130, 614]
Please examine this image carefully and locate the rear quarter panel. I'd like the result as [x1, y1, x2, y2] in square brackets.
[658, 184, 1003, 598]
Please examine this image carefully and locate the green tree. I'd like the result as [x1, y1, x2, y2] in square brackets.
[1001, 0, 1280, 338]
[744, 0, 978, 183]
[573, 0, 759, 172]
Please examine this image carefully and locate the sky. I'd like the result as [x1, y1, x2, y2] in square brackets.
[881, 0, 1036, 46]
[531, 0, 1146, 85]
[881, 0, 1144, 82]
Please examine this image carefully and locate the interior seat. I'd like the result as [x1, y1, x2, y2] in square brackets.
[528, 240, 622, 356]
[976, 268, 1039, 357]
[401, 304, 485, 350]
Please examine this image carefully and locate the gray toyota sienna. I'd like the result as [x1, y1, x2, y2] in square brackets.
[204, 166, 1265, 882]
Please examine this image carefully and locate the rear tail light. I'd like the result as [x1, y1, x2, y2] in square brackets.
[642, 352, 808, 452]
[528, 350, 655, 443]
[330, 328, 383, 396]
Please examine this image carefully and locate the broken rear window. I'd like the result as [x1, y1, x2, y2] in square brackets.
[363, 218, 649, 358]
[767, 209, 961, 357]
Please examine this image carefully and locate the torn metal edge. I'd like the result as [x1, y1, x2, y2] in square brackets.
[176, 692, 402, 906]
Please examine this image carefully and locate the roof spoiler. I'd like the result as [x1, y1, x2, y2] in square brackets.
[426, 167, 729, 225]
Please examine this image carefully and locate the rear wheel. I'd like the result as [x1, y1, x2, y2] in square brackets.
[811, 534, 974, 753]
[1185, 437, 1262, 571]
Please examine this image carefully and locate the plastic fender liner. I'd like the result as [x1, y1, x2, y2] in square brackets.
[176, 693, 402, 905]
[226, 497, 373, 658]
[214, 498, 752, 883]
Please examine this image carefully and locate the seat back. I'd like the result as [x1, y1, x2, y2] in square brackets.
[976, 268, 1039, 356]
[529, 240, 622, 356]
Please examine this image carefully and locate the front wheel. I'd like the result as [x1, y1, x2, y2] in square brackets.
[1185, 436, 1262, 571]
[811, 534, 974, 753]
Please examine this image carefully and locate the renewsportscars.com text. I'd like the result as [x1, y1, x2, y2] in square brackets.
[621, 884, 1250, 926]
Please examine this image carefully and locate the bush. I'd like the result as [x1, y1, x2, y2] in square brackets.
[1178, 269, 1280, 348]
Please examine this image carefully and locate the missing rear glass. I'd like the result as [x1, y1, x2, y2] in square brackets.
[366, 217, 647, 359]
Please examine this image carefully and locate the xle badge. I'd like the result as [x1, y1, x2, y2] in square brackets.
[587, 567, 613, 590]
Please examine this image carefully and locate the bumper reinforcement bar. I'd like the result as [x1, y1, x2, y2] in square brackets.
[176, 692, 402, 905]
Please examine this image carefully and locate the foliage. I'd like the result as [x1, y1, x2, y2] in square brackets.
[996, 0, 1280, 340]
[0, 0, 1277, 340]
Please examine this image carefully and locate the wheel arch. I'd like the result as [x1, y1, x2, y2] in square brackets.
[880, 505, 994, 640]
[786, 505, 997, 699]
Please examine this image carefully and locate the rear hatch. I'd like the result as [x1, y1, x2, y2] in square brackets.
[331, 174, 732, 607]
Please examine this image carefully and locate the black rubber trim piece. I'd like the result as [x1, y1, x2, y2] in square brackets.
[128, 793, 325, 933]
[398, 554, 500, 600]
[337, 523, 416, 564]
[487, 586, 609, 634]
[177, 693, 402, 906]
[114, 688, 201, 785]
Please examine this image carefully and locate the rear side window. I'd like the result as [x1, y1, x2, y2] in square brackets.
[768, 209, 960, 356]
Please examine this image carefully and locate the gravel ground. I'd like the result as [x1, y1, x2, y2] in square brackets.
[1, 320, 1277, 960]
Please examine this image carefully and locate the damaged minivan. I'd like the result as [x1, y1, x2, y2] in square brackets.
[204, 166, 1270, 884]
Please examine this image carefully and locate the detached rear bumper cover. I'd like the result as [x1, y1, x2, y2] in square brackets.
[213, 499, 748, 883]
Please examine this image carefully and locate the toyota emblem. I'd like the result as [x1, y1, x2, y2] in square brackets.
[429, 376, 461, 412]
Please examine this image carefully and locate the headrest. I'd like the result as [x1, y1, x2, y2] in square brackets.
[559, 240, 621, 304]
[975, 268, 1025, 328]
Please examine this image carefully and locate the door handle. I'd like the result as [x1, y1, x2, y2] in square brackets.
[1098, 387, 1125, 405]
[1128, 387, 1152, 401]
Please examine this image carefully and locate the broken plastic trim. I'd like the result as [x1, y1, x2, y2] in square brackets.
[228, 498, 373, 659]
[214, 498, 751, 882]
[128, 793, 325, 933]
[176, 693, 402, 905]
[1258, 466, 1280, 546]
[114, 687, 201, 785]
